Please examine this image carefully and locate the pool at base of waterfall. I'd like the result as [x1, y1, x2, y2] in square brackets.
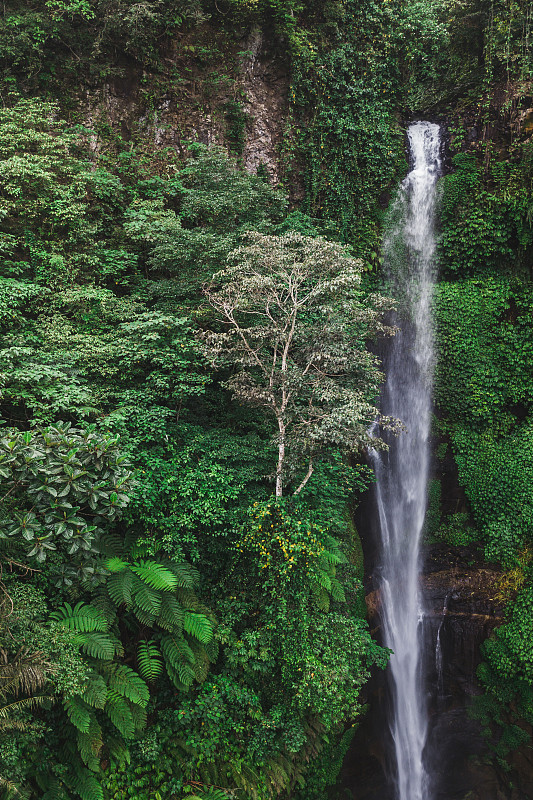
[339, 542, 533, 800]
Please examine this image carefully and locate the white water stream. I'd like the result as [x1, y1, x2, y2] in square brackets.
[372, 121, 442, 800]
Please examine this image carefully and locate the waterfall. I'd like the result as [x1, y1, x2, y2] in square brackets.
[372, 121, 442, 800]
[435, 590, 451, 701]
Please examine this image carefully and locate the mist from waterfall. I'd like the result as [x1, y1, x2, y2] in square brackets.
[372, 121, 442, 800]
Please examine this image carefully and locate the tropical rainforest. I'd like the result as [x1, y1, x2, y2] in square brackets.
[0, 0, 531, 798]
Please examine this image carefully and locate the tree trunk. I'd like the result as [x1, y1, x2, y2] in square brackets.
[294, 458, 314, 495]
[276, 419, 285, 498]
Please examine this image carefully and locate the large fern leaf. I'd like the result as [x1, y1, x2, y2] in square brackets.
[129, 702, 147, 731]
[103, 557, 129, 573]
[132, 577, 162, 617]
[51, 602, 107, 633]
[157, 594, 183, 632]
[160, 635, 195, 690]
[69, 768, 104, 800]
[189, 640, 210, 683]
[76, 715, 103, 769]
[137, 640, 163, 683]
[130, 560, 178, 591]
[81, 671, 107, 710]
[160, 634, 194, 667]
[104, 691, 135, 739]
[105, 664, 149, 707]
[106, 570, 133, 607]
[183, 612, 213, 644]
[77, 632, 116, 660]
[64, 696, 94, 734]
[167, 560, 198, 588]
[316, 571, 332, 592]
[330, 577, 346, 603]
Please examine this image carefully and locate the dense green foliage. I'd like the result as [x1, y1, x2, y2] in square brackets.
[426, 1, 533, 767]
[0, 7, 396, 795]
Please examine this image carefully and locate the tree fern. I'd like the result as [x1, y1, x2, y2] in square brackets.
[137, 640, 163, 682]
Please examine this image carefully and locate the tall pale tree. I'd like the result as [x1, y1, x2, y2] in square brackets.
[202, 232, 397, 497]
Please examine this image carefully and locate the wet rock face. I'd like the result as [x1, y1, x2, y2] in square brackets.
[342, 539, 533, 799]
[82, 25, 289, 183]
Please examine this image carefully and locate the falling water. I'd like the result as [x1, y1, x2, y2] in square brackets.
[436, 592, 451, 699]
[372, 121, 442, 800]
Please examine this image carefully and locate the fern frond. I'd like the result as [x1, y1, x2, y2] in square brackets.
[136, 608, 161, 629]
[105, 664, 149, 707]
[129, 702, 147, 731]
[51, 602, 107, 633]
[160, 635, 195, 690]
[330, 577, 346, 603]
[81, 672, 107, 710]
[132, 577, 162, 617]
[169, 660, 195, 690]
[77, 715, 103, 768]
[313, 586, 330, 612]
[167, 560, 198, 588]
[130, 560, 178, 591]
[89, 595, 118, 625]
[97, 534, 122, 557]
[103, 557, 129, 573]
[156, 594, 183, 632]
[204, 639, 219, 663]
[189, 641, 210, 683]
[0, 774, 26, 798]
[183, 612, 213, 644]
[69, 768, 104, 800]
[104, 691, 135, 739]
[64, 696, 94, 734]
[160, 634, 194, 666]
[106, 570, 133, 607]
[316, 571, 332, 592]
[75, 631, 115, 661]
[77, 632, 117, 660]
[137, 640, 163, 683]
[105, 735, 129, 768]
[0, 656, 51, 698]
[0, 694, 53, 718]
